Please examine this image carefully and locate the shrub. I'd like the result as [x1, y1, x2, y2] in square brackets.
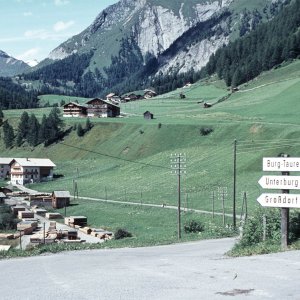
[200, 126, 214, 136]
[239, 208, 281, 248]
[114, 228, 132, 240]
[184, 220, 204, 233]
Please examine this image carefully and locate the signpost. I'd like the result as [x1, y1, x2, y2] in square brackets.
[258, 155, 300, 250]
[263, 157, 300, 172]
[256, 193, 300, 208]
[258, 175, 300, 190]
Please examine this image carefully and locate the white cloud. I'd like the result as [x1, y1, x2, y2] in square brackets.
[24, 29, 49, 40]
[23, 11, 33, 17]
[53, 20, 75, 32]
[54, 0, 70, 6]
[16, 47, 41, 61]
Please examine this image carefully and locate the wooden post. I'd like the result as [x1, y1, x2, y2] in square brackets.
[211, 191, 215, 219]
[233, 139, 237, 229]
[263, 214, 267, 242]
[43, 222, 46, 245]
[281, 169, 289, 250]
[222, 189, 225, 226]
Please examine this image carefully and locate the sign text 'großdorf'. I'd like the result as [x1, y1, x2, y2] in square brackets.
[257, 193, 300, 208]
[263, 157, 300, 172]
[258, 175, 300, 190]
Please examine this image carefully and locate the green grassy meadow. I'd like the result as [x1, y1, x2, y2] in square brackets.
[1, 60, 300, 247]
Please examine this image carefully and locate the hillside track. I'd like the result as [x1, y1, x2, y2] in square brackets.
[79, 196, 234, 218]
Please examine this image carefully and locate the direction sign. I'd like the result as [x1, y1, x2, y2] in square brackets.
[263, 157, 300, 172]
[257, 193, 300, 208]
[258, 175, 300, 190]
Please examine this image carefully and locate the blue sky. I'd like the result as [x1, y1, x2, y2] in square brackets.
[0, 0, 118, 63]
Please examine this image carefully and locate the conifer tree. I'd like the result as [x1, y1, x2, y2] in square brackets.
[27, 114, 40, 146]
[16, 112, 29, 146]
[77, 123, 84, 137]
[3, 121, 14, 148]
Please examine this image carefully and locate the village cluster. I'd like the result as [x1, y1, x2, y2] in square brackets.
[0, 157, 112, 251]
[62, 89, 157, 118]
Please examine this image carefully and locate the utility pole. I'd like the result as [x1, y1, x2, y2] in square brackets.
[210, 190, 215, 219]
[218, 187, 227, 226]
[171, 153, 187, 239]
[43, 222, 46, 245]
[233, 139, 237, 229]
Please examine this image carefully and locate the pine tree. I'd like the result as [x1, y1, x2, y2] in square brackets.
[85, 118, 93, 132]
[3, 121, 14, 148]
[0, 108, 3, 127]
[27, 114, 40, 146]
[38, 114, 48, 143]
[77, 123, 84, 137]
[16, 111, 29, 146]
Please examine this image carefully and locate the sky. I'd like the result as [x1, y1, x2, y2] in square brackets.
[0, 0, 119, 64]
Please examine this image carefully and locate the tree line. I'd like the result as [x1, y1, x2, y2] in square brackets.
[205, 0, 300, 87]
[1, 107, 65, 148]
[0, 77, 38, 109]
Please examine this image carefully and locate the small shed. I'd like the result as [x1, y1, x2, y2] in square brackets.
[203, 102, 212, 108]
[143, 111, 154, 120]
[52, 191, 70, 209]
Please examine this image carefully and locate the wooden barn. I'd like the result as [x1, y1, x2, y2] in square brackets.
[63, 102, 87, 117]
[86, 98, 120, 118]
[52, 191, 70, 209]
[143, 111, 154, 120]
[203, 102, 213, 108]
[144, 89, 157, 99]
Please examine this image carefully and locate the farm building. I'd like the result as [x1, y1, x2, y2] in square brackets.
[143, 111, 154, 120]
[63, 102, 87, 117]
[106, 93, 121, 104]
[10, 158, 56, 185]
[86, 98, 120, 118]
[52, 191, 70, 209]
[0, 158, 13, 179]
[144, 89, 157, 99]
[203, 102, 213, 108]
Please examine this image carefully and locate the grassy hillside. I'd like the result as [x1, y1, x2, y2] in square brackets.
[1, 59, 300, 245]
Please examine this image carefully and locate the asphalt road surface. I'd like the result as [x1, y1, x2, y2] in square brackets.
[1, 238, 300, 300]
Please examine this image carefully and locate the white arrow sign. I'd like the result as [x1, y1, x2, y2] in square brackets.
[263, 157, 300, 172]
[258, 175, 300, 190]
[257, 193, 300, 208]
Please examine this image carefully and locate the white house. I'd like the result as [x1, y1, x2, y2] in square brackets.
[9, 158, 56, 185]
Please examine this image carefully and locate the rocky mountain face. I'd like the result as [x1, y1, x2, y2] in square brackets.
[0, 50, 30, 77]
[30, 0, 289, 96]
[47, 0, 233, 72]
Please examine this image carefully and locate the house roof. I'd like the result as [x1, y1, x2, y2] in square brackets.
[106, 93, 116, 98]
[11, 158, 56, 167]
[0, 192, 6, 198]
[53, 191, 70, 198]
[86, 98, 120, 108]
[63, 102, 87, 108]
[0, 158, 14, 165]
[144, 111, 153, 115]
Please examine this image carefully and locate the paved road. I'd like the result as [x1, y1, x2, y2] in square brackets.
[1, 238, 300, 299]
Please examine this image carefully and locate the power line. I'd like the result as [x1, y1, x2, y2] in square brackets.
[59, 142, 170, 170]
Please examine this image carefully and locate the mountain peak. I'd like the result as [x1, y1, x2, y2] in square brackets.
[0, 50, 30, 77]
